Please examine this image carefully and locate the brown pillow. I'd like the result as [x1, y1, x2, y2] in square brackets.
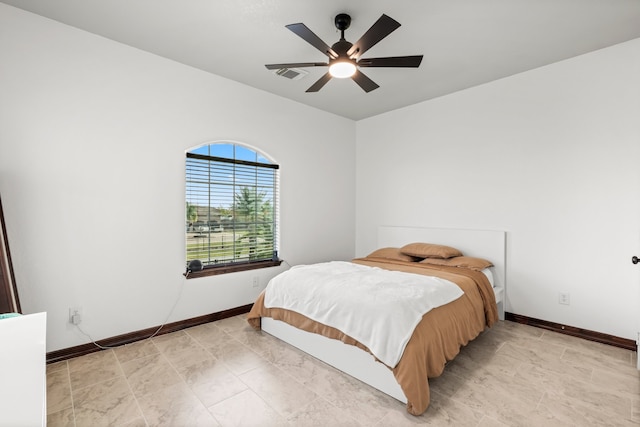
[365, 247, 421, 262]
[400, 242, 463, 259]
[421, 256, 493, 271]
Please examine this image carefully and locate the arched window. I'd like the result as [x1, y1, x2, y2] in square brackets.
[185, 143, 280, 277]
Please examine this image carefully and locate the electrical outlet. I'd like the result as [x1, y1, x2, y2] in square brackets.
[252, 276, 260, 288]
[69, 306, 82, 325]
[558, 293, 570, 305]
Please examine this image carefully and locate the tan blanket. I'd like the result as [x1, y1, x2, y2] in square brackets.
[246, 258, 498, 415]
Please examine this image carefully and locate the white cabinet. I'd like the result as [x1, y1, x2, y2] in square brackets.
[0, 312, 47, 427]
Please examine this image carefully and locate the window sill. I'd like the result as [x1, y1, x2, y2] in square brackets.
[185, 259, 282, 279]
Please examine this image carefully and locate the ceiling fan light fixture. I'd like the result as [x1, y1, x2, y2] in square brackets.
[329, 60, 356, 78]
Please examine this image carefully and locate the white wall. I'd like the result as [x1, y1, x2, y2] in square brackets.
[0, 4, 356, 352]
[356, 38, 640, 340]
[2, 2, 638, 352]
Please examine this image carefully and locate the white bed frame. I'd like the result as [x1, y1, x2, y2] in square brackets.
[262, 226, 506, 403]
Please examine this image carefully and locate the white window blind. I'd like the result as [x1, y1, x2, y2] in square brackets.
[186, 144, 279, 270]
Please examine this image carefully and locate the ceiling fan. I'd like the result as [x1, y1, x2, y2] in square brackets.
[265, 13, 423, 93]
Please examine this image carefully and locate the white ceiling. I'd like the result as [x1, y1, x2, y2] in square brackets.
[3, 0, 640, 120]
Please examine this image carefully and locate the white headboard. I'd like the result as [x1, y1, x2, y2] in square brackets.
[378, 226, 506, 318]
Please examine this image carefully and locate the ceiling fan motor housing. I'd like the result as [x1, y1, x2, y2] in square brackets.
[331, 39, 353, 57]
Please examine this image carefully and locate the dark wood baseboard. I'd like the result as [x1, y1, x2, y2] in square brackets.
[47, 304, 253, 364]
[505, 312, 637, 351]
[48, 307, 637, 363]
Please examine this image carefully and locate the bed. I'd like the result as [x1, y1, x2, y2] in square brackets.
[247, 226, 506, 415]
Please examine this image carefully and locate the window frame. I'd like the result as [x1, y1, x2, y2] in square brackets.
[185, 143, 281, 278]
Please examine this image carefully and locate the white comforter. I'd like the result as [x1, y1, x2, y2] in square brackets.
[263, 261, 464, 367]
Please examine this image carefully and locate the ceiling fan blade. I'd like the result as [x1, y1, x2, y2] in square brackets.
[306, 72, 333, 92]
[351, 70, 379, 93]
[347, 14, 401, 59]
[358, 55, 423, 68]
[286, 23, 338, 58]
[265, 62, 328, 70]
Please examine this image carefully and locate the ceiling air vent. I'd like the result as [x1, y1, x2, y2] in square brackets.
[272, 67, 308, 81]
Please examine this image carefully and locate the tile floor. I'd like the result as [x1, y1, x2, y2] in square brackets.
[46, 316, 639, 426]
